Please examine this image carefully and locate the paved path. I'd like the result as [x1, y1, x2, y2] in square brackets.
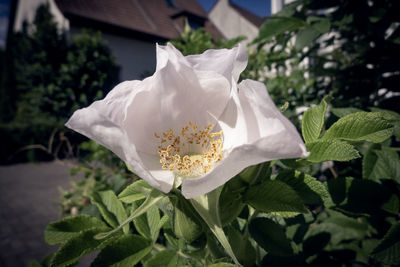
[0, 161, 82, 266]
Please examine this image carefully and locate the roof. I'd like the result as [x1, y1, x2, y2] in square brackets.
[229, 1, 265, 27]
[55, 0, 222, 40]
[209, 0, 265, 28]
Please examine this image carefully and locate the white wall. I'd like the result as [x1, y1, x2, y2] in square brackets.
[209, 0, 259, 44]
[14, 0, 69, 32]
[103, 32, 156, 81]
[14, 0, 157, 82]
[70, 26, 157, 81]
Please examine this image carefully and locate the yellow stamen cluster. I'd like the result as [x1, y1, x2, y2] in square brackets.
[155, 122, 223, 177]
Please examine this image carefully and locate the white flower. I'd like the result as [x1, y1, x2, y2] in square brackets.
[66, 43, 308, 199]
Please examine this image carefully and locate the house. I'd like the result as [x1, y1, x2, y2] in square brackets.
[208, 0, 265, 44]
[12, 0, 222, 80]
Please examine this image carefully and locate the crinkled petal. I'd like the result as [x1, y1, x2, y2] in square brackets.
[181, 79, 308, 198]
[65, 81, 174, 193]
[123, 53, 231, 155]
[186, 43, 248, 83]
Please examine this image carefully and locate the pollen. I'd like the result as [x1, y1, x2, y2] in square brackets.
[155, 122, 223, 178]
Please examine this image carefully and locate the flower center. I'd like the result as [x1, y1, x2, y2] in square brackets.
[154, 121, 223, 178]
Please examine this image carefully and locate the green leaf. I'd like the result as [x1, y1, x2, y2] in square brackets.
[249, 217, 293, 256]
[256, 17, 306, 43]
[27, 261, 42, 267]
[143, 250, 179, 267]
[302, 98, 328, 143]
[381, 195, 400, 215]
[302, 232, 331, 256]
[208, 263, 236, 267]
[310, 18, 331, 33]
[363, 147, 400, 183]
[132, 203, 161, 242]
[372, 223, 400, 265]
[331, 107, 363, 118]
[190, 189, 241, 266]
[91, 190, 129, 234]
[322, 112, 394, 143]
[51, 227, 118, 267]
[305, 210, 370, 245]
[227, 226, 256, 266]
[295, 27, 320, 50]
[92, 234, 152, 267]
[118, 180, 151, 204]
[338, 179, 392, 215]
[172, 194, 203, 243]
[276, 170, 333, 207]
[245, 180, 307, 214]
[95, 189, 165, 240]
[327, 177, 352, 205]
[306, 139, 360, 162]
[220, 175, 247, 226]
[44, 215, 107, 245]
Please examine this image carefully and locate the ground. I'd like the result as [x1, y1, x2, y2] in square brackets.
[0, 161, 93, 266]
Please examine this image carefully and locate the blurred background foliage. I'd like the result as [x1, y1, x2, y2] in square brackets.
[0, 0, 398, 266]
[0, 4, 119, 163]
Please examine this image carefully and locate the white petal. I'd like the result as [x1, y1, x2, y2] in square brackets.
[155, 43, 191, 72]
[186, 43, 248, 82]
[215, 83, 248, 151]
[123, 55, 231, 155]
[65, 81, 174, 193]
[238, 79, 309, 156]
[181, 80, 308, 199]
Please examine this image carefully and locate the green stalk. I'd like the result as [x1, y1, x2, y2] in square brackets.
[190, 189, 242, 266]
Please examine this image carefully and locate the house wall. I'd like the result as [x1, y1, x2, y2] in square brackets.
[13, 0, 158, 82]
[103, 32, 156, 81]
[13, 0, 69, 32]
[209, 0, 258, 44]
[70, 26, 157, 81]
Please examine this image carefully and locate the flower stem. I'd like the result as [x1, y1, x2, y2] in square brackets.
[190, 189, 242, 266]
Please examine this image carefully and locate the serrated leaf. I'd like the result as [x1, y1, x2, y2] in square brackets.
[245, 180, 307, 214]
[118, 180, 151, 204]
[256, 17, 306, 43]
[369, 107, 400, 120]
[302, 232, 331, 256]
[276, 170, 333, 207]
[44, 215, 106, 245]
[338, 179, 392, 215]
[95, 189, 166, 240]
[381, 195, 400, 215]
[91, 190, 129, 234]
[295, 27, 320, 50]
[190, 189, 240, 266]
[331, 107, 363, 118]
[306, 139, 360, 162]
[51, 227, 117, 267]
[143, 250, 179, 267]
[372, 223, 400, 265]
[27, 261, 41, 267]
[220, 175, 246, 226]
[172, 195, 203, 243]
[311, 18, 331, 33]
[363, 147, 400, 183]
[208, 263, 236, 267]
[227, 226, 256, 266]
[249, 217, 293, 256]
[92, 234, 152, 267]
[305, 211, 370, 245]
[327, 177, 352, 205]
[132, 204, 161, 242]
[302, 98, 328, 143]
[322, 112, 394, 143]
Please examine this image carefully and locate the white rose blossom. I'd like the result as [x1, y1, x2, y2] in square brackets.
[66, 43, 309, 199]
